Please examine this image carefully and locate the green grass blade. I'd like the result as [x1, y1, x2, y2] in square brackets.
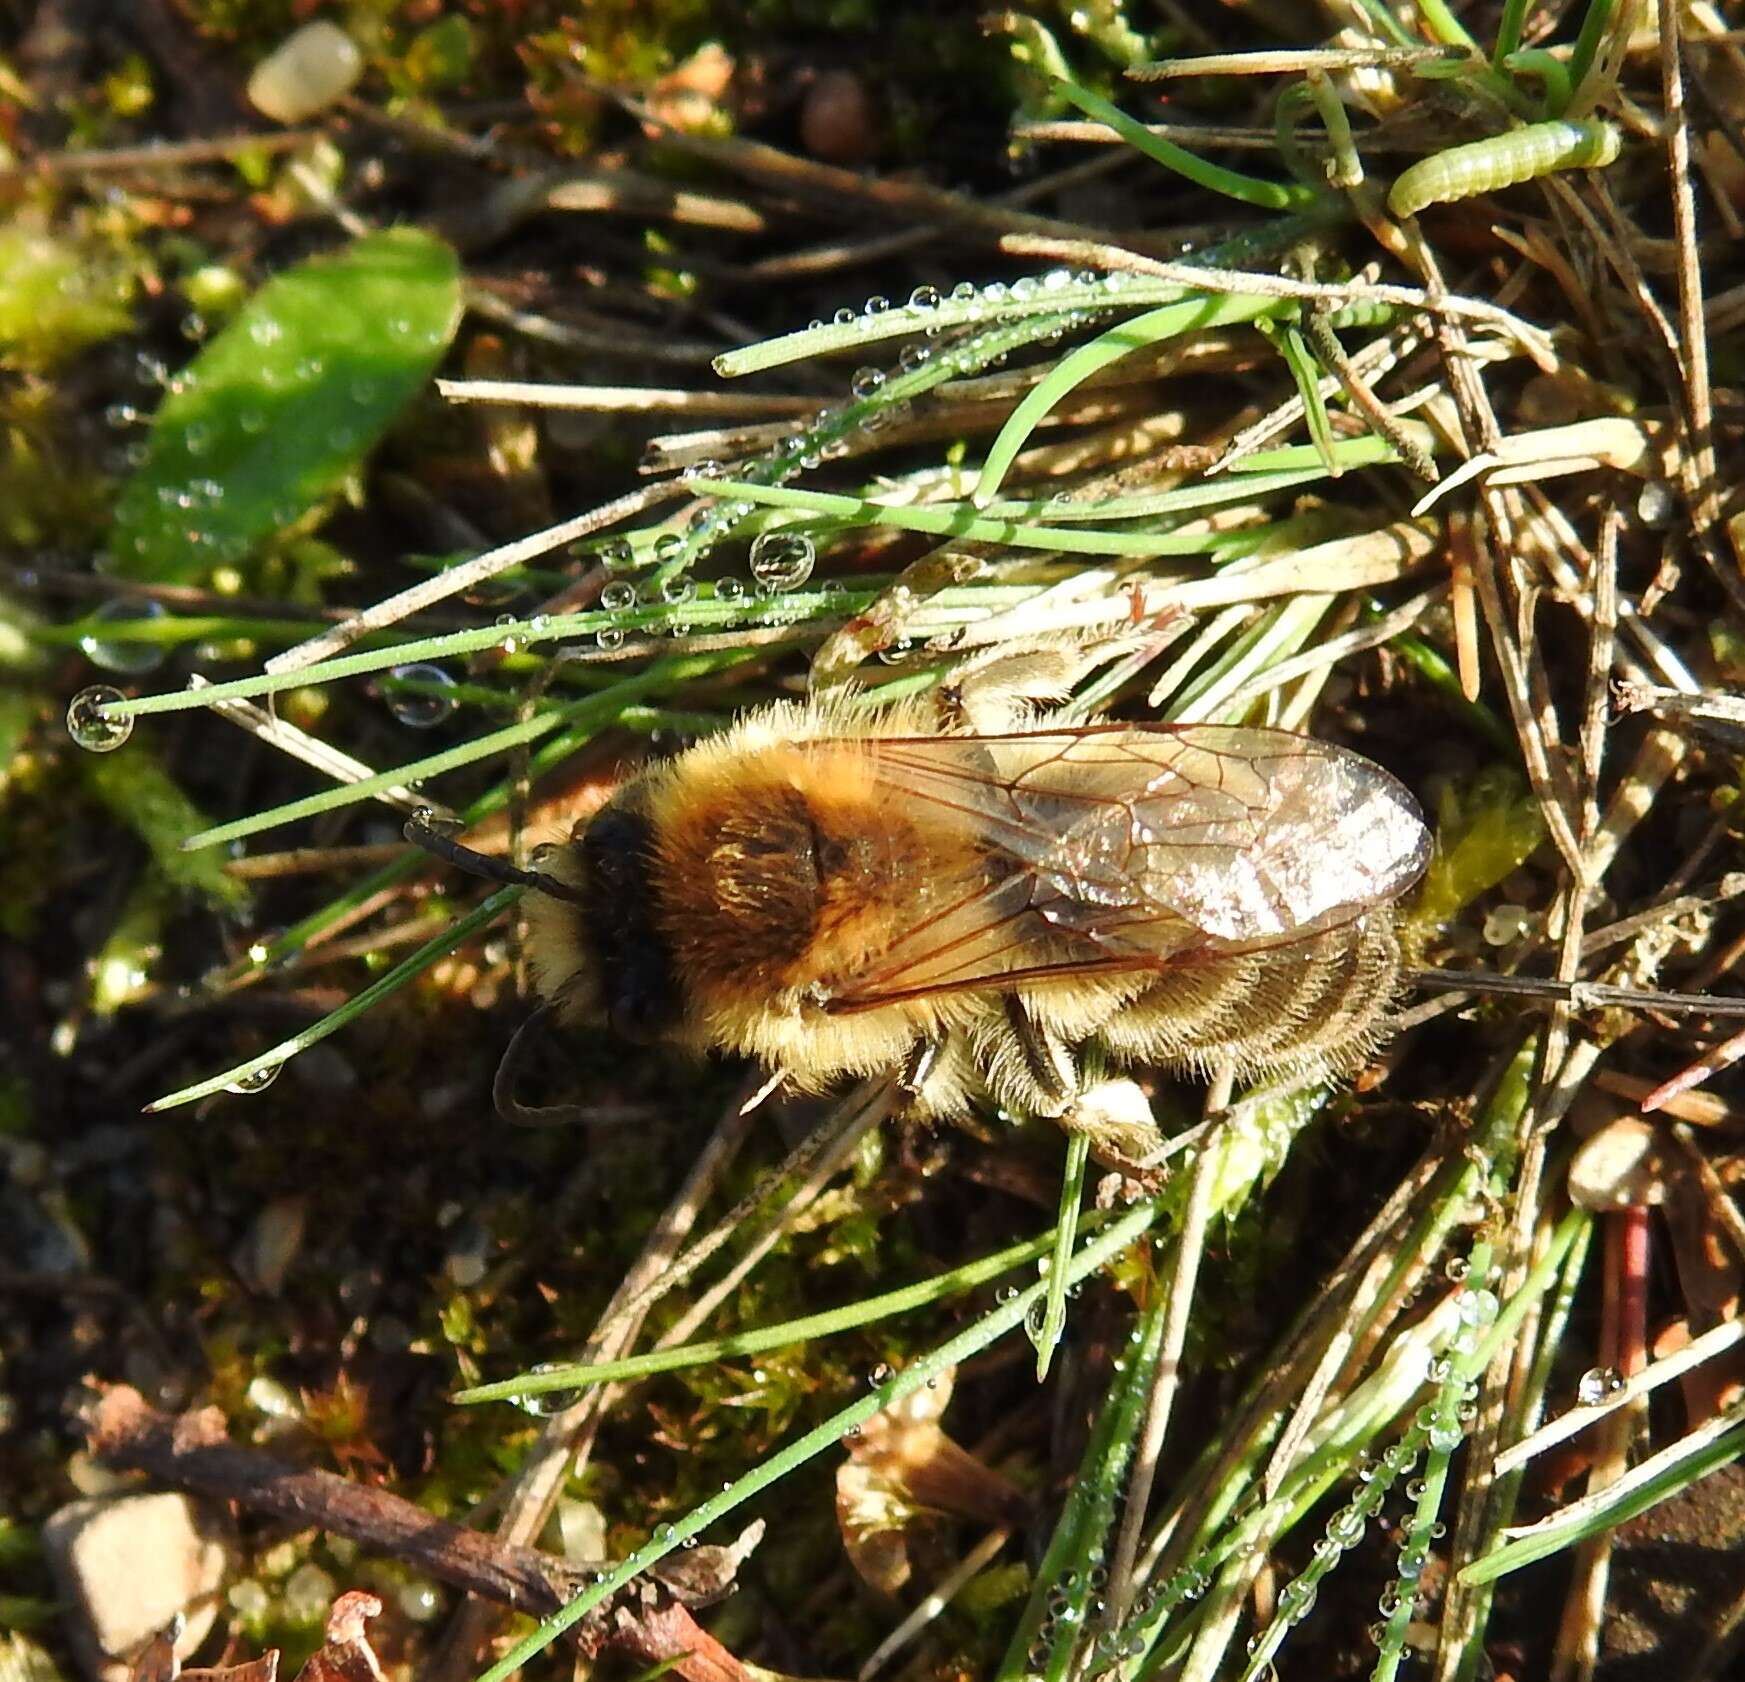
[454, 1221, 1091, 1403]
[973, 295, 1285, 505]
[1033, 1131, 1090, 1381]
[1051, 77, 1321, 211]
[145, 886, 519, 1111]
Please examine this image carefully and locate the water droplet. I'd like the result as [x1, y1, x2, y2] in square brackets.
[654, 534, 684, 563]
[600, 580, 637, 612]
[596, 626, 625, 651]
[864, 295, 890, 315]
[908, 284, 940, 310]
[849, 366, 885, 400]
[67, 685, 134, 752]
[248, 316, 283, 347]
[748, 531, 815, 592]
[225, 1062, 283, 1095]
[714, 575, 745, 602]
[386, 662, 457, 728]
[660, 575, 696, 605]
[105, 402, 141, 429]
[833, 306, 856, 326]
[1577, 1366, 1624, 1405]
[515, 1363, 580, 1416]
[1483, 903, 1533, 945]
[80, 598, 168, 675]
[600, 538, 637, 573]
[396, 1580, 442, 1622]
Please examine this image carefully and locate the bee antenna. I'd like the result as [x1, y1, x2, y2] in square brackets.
[403, 813, 586, 904]
[494, 1000, 639, 1127]
[1410, 968, 1745, 1019]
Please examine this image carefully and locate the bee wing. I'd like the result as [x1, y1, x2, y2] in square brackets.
[822, 724, 1429, 1010]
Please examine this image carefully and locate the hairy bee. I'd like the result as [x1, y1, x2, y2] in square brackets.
[501, 658, 1431, 1135]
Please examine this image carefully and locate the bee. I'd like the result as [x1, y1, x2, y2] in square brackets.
[441, 652, 1431, 1145]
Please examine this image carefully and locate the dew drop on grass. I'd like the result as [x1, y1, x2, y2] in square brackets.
[225, 1062, 283, 1095]
[749, 531, 815, 592]
[600, 579, 637, 612]
[67, 685, 134, 753]
[514, 1363, 580, 1416]
[80, 598, 168, 675]
[1577, 1365, 1624, 1405]
[386, 662, 457, 728]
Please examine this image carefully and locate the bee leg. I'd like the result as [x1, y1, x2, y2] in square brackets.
[1002, 995, 1079, 1115]
[1058, 1078, 1169, 1187]
[935, 635, 1166, 732]
[493, 1000, 612, 1127]
[898, 1033, 947, 1096]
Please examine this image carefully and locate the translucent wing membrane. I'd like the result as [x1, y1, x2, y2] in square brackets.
[817, 725, 1429, 1010]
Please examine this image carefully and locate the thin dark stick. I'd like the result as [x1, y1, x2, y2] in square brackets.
[1410, 969, 1745, 1018]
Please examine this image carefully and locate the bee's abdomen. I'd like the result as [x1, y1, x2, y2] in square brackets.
[1100, 915, 1403, 1078]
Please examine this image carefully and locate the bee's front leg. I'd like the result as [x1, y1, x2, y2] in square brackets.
[991, 996, 1170, 1183]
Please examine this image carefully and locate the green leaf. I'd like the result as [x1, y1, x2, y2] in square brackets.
[109, 227, 462, 581]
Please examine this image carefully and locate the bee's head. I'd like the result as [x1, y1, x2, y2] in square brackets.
[520, 801, 682, 1045]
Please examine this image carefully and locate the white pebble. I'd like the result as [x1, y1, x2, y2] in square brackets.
[248, 21, 363, 124]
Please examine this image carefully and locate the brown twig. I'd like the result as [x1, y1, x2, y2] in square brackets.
[87, 1386, 759, 1682]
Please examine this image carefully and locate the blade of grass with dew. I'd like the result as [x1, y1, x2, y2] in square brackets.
[973, 295, 1289, 505]
[1126, 1053, 1538, 1674]
[179, 650, 765, 851]
[145, 885, 518, 1110]
[471, 1198, 1163, 1682]
[689, 478, 1280, 560]
[1032, 1131, 1090, 1381]
[710, 209, 1341, 381]
[1457, 1404, 1745, 1587]
[667, 304, 1117, 586]
[999, 1289, 1172, 1682]
[90, 593, 848, 722]
[201, 648, 770, 988]
[1049, 76, 1322, 211]
[455, 1218, 1114, 1404]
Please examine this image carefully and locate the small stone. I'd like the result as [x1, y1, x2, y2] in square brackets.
[247, 21, 363, 124]
[43, 1493, 235, 1682]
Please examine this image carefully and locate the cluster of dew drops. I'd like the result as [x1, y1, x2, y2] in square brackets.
[64, 264, 1129, 756]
